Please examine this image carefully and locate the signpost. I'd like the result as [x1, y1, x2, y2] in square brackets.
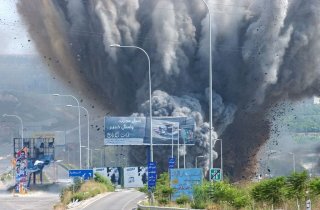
[170, 168, 203, 200]
[210, 168, 222, 181]
[69, 169, 93, 180]
[168, 157, 176, 169]
[148, 162, 157, 190]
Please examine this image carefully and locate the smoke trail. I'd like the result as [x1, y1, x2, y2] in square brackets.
[17, 0, 320, 179]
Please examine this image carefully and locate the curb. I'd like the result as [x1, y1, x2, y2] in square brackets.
[137, 200, 204, 210]
[67, 192, 111, 209]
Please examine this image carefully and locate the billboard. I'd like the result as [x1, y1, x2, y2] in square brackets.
[15, 148, 29, 193]
[93, 167, 122, 185]
[123, 166, 147, 188]
[104, 117, 195, 145]
[104, 117, 146, 145]
[170, 168, 203, 200]
[152, 120, 179, 145]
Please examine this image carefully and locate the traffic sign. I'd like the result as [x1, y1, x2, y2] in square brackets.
[168, 157, 176, 169]
[210, 168, 222, 181]
[148, 162, 157, 190]
[69, 169, 93, 180]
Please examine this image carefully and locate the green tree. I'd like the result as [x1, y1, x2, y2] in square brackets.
[251, 176, 286, 208]
[285, 171, 309, 209]
[309, 177, 320, 197]
[154, 172, 174, 204]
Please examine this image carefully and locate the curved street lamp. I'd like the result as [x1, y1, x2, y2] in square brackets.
[109, 44, 153, 162]
[53, 93, 82, 168]
[66, 105, 90, 169]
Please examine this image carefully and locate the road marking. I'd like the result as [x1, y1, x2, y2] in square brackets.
[80, 192, 112, 209]
[121, 192, 145, 210]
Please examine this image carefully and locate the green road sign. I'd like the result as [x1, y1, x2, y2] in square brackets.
[210, 168, 222, 181]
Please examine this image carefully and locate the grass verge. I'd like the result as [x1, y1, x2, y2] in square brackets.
[54, 173, 114, 210]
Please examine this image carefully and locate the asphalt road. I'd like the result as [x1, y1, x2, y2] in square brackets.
[0, 191, 59, 210]
[0, 162, 69, 210]
[82, 189, 146, 210]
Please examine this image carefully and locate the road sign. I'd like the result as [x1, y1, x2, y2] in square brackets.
[168, 157, 176, 169]
[306, 199, 311, 210]
[148, 162, 157, 190]
[170, 168, 202, 200]
[210, 168, 222, 181]
[69, 169, 93, 180]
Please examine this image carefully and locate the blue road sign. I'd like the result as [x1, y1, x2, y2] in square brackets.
[69, 169, 93, 180]
[170, 168, 203, 200]
[168, 157, 176, 169]
[148, 162, 157, 190]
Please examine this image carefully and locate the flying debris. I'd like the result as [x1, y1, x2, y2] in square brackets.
[17, 0, 320, 180]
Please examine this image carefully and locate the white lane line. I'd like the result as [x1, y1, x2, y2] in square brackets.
[121, 193, 145, 210]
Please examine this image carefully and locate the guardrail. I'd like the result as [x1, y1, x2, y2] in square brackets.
[137, 200, 204, 210]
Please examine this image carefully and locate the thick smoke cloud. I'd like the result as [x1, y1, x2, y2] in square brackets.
[17, 0, 320, 179]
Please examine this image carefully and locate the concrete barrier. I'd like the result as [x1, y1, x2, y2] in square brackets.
[137, 200, 204, 210]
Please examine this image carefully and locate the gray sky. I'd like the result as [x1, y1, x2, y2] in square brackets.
[0, 0, 35, 55]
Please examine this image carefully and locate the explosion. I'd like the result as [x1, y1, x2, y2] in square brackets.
[17, 0, 320, 179]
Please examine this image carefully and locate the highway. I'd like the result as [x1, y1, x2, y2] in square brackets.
[0, 162, 145, 210]
[81, 189, 146, 210]
[0, 191, 59, 210]
[0, 161, 69, 210]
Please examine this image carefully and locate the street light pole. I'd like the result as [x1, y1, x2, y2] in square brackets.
[214, 139, 223, 180]
[171, 124, 174, 158]
[3, 114, 24, 148]
[66, 105, 90, 169]
[184, 133, 186, 169]
[200, 0, 213, 170]
[178, 129, 180, 169]
[289, 152, 296, 173]
[81, 146, 90, 168]
[53, 94, 82, 169]
[94, 149, 103, 167]
[196, 155, 205, 168]
[109, 44, 153, 162]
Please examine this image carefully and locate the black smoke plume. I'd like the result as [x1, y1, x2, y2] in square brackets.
[17, 0, 320, 179]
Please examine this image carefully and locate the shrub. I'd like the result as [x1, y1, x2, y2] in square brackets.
[231, 189, 251, 209]
[58, 176, 114, 208]
[71, 192, 87, 201]
[94, 173, 114, 191]
[192, 183, 210, 209]
[158, 198, 169, 205]
[72, 177, 83, 192]
[176, 195, 191, 205]
[192, 181, 252, 209]
[251, 176, 286, 207]
[138, 185, 148, 193]
[60, 189, 73, 205]
[153, 172, 174, 204]
[309, 177, 320, 197]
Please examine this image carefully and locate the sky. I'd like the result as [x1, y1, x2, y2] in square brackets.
[0, 0, 35, 55]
